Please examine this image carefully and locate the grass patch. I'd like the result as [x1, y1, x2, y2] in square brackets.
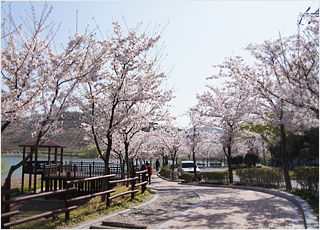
[290, 189, 319, 220]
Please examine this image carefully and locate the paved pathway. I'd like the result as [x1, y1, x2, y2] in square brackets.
[75, 174, 315, 229]
[149, 175, 305, 229]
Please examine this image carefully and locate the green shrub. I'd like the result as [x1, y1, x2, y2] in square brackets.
[243, 151, 260, 167]
[159, 167, 179, 180]
[201, 171, 229, 183]
[231, 164, 247, 170]
[159, 167, 171, 178]
[294, 166, 319, 194]
[181, 173, 195, 183]
[236, 167, 283, 187]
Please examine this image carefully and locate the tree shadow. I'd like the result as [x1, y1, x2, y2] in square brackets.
[165, 187, 301, 229]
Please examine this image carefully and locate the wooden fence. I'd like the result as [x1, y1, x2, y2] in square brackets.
[1, 187, 78, 228]
[44, 162, 123, 179]
[1, 170, 148, 228]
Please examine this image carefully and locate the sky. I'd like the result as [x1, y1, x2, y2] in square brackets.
[1, 1, 318, 128]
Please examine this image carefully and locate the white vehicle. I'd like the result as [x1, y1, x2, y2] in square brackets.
[178, 161, 201, 179]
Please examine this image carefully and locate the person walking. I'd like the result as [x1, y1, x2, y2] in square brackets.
[145, 161, 152, 184]
[155, 159, 160, 171]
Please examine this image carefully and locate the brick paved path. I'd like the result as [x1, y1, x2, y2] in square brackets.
[150, 175, 305, 229]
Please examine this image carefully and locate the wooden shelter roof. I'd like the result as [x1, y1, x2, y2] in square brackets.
[19, 140, 67, 148]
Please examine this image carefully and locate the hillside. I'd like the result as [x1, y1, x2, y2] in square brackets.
[1, 115, 93, 153]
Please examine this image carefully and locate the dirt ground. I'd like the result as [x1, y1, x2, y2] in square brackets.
[6, 177, 72, 224]
[10, 197, 66, 212]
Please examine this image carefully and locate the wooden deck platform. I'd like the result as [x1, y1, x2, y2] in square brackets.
[22, 161, 124, 194]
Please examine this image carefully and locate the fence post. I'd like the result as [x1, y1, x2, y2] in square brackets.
[65, 172, 71, 221]
[142, 171, 146, 193]
[59, 164, 62, 190]
[2, 178, 11, 228]
[74, 164, 77, 178]
[131, 178, 135, 200]
[89, 165, 92, 177]
[106, 177, 111, 208]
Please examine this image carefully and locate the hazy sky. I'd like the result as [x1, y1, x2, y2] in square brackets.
[2, 1, 317, 127]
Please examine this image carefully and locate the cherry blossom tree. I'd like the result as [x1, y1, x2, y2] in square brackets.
[116, 94, 172, 179]
[238, 124, 270, 165]
[240, 123, 280, 160]
[78, 21, 173, 177]
[184, 108, 217, 181]
[185, 109, 200, 180]
[1, 2, 103, 189]
[138, 130, 159, 163]
[154, 125, 185, 179]
[111, 130, 150, 179]
[207, 12, 318, 189]
[247, 12, 319, 119]
[1, 2, 57, 133]
[198, 138, 222, 167]
[196, 74, 258, 183]
[209, 56, 306, 189]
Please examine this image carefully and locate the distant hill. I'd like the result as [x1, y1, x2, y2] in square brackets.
[1, 113, 93, 153]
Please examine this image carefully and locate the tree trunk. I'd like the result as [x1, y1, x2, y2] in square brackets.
[101, 135, 112, 202]
[192, 150, 197, 182]
[4, 133, 43, 191]
[280, 124, 292, 190]
[224, 145, 233, 184]
[1, 121, 11, 133]
[125, 142, 130, 179]
[164, 156, 168, 167]
[125, 142, 130, 187]
[171, 156, 175, 180]
[119, 156, 125, 179]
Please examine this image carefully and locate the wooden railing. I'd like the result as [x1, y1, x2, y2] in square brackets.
[44, 164, 58, 177]
[107, 169, 148, 207]
[135, 169, 148, 193]
[1, 187, 77, 229]
[23, 161, 126, 178]
[44, 162, 124, 178]
[65, 174, 116, 220]
[1, 169, 148, 228]
[23, 161, 48, 174]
